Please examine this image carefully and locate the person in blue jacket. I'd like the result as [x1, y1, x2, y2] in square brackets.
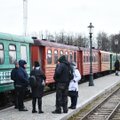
[16, 60, 29, 111]
[11, 61, 19, 109]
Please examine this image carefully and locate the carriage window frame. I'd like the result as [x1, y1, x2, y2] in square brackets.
[70, 52, 73, 62]
[0, 43, 4, 64]
[9, 44, 16, 64]
[20, 45, 27, 62]
[54, 50, 58, 64]
[65, 51, 68, 60]
[47, 49, 52, 64]
[87, 55, 89, 62]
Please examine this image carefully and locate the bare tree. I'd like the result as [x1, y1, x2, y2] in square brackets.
[96, 32, 110, 51]
[74, 35, 89, 47]
[110, 34, 120, 53]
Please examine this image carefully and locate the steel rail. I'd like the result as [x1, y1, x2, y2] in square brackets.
[80, 87, 120, 120]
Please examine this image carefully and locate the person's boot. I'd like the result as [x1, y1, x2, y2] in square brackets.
[38, 98, 44, 113]
[38, 110, 44, 113]
[32, 98, 37, 113]
[52, 110, 61, 114]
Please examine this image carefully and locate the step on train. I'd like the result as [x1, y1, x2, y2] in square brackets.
[0, 32, 119, 105]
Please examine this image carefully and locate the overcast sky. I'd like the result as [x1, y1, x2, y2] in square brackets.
[0, 0, 120, 37]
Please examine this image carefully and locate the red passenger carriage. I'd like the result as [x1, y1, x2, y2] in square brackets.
[30, 38, 113, 88]
[31, 39, 79, 88]
[99, 50, 111, 74]
[77, 47, 100, 79]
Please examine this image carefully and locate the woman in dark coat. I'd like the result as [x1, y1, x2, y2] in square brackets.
[30, 61, 46, 113]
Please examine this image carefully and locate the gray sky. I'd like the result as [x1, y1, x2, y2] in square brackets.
[0, 0, 120, 37]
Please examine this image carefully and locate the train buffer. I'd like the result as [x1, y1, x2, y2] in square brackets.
[0, 73, 120, 120]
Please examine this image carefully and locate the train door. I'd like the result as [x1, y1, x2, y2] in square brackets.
[77, 51, 83, 75]
[110, 54, 112, 71]
[99, 51, 101, 72]
[39, 46, 45, 72]
[31, 45, 45, 72]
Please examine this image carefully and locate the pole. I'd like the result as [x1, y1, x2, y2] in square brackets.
[89, 32, 94, 86]
[23, 0, 28, 36]
[116, 52, 117, 61]
[88, 23, 94, 86]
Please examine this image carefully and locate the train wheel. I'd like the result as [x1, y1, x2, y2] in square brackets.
[0, 92, 13, 107]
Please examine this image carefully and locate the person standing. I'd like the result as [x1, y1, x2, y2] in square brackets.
[114, 59, 120, 76]
[17, 60, 29, 111]
[30, 61, 46, 114]
[11, 61, 19, 109]
[68, 62, 81, 109]
[52, 55, 70, 114]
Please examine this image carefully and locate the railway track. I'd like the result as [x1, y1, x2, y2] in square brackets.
[69, 84, 120, 120]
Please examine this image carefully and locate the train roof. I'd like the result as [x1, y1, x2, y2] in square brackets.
[0, 32, 33, 43]
[33, 38, 100, 52]
[33, 39, 79, 50]
[79, 47, 99, 52]
[99, 50, 111, 54]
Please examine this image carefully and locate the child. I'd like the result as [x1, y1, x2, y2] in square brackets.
[68, 62, 81, 109]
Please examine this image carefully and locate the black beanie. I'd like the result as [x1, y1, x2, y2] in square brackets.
[58, 55, 66, 63]
[34, 61, 40, 67]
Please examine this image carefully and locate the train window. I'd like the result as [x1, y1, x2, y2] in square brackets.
[93, 54, 95, 62]
[47, 49, 52, 64]
[70, 52, 73, 62]
[94, 54, 96, 62]
[21, 46, 27, 61]
[9, 45, 16, 64]
[54, 50, 58, 64]
[65, 51, 68, 60]
[74, 52, 76, 62]
[0, 44, 4, 64]
[60, 50, 63, 56]
[87, 56, 89, 62]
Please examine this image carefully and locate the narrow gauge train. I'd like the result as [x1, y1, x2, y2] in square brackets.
[31, 38, 118, 87]
[0, 32, 118, 105]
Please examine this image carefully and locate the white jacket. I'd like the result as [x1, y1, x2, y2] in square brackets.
[68, 68, 81, 91]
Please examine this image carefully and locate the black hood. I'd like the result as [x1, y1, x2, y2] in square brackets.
[58, 55, 69, 65]
[19, 60, 27, 68]
[58, 55, 66, 63]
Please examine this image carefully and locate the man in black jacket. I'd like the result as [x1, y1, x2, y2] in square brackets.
[52, 55, 70, 114]
[114, 59, 120, 76]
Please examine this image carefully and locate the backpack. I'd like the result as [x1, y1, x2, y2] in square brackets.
[29, 75, 37, 87]
[69, 65, 74, 81]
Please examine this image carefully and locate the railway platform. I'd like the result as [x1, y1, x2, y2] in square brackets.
[0, 73, 120, 120]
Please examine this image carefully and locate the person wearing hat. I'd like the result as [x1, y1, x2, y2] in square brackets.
[52, 55, 70, 114]
[30, 61, 46, 114]
[11, 61, 19, 109]
[68, 62, 81, 109]
[16, 60, 29, 111]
